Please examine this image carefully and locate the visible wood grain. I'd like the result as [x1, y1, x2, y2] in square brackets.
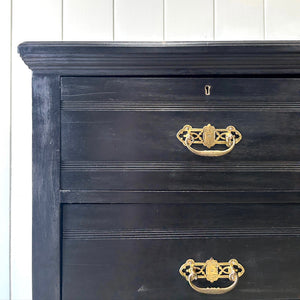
[62, 238, 300, 300]
[62, 204, 300, 300]
[61, 161, 300, 172]
[61, 77, 300, 103]
[32, 75, 61, 300]
[20, 42, 300, 300]
[60, 190, 300, 204]
[60, 77, 300, 192]
[18, 41, 300, 75]
[63, 227, 300, 240]
[63, 204, 300, 235]
[61, 170, 300, 191]
[12, 1, 61, 298]
[61, 110, 300, 161]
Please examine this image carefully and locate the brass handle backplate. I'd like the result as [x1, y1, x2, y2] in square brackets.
[179, 258, 245, 295]
[177, 124, 242, 157]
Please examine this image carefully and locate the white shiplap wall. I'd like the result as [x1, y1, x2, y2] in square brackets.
[1, 1, 300, 299]
[0, 0, 11, 299]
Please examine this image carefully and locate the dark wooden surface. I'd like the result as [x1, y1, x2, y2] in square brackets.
[17, 42, 300, 300]
[60, 190, 300, 204]
[18, 41, 300, 75]
[61, 77, 300, 192]
[32, 75, 61, 299]
[62, 204, 300, 300]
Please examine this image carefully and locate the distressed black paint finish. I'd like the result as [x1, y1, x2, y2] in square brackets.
[62, 204, 300, 300]
[61, 78, 300, 191]
[61, 77, 300, 102]
[17, 41, 300, 75]
[62, 170, 300, 191]
[32, 75, 61, 300]
[63, 238, 300, 300]
[61, 110, 300, 161]
[18, 42, 300, 300]
[60, 190, 300, 204]
[63, 204, 300, 229]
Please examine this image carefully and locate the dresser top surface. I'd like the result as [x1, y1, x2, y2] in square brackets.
[18, 40, 300, 49]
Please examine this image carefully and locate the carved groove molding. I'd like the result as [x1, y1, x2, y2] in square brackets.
[19, 42, 300, 75]
[63, 227, 300, 240]
[61, 161, 300, 172]
[61, 100, 300, 112]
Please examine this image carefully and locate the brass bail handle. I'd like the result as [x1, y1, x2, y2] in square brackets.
[177, 124, 242, 157]
[179, 258, 245, 295]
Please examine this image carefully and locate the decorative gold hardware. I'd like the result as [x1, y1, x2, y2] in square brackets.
[205, 85, 211, 96]
[179, 258, 245, 295]
[177, 124, 242, 157]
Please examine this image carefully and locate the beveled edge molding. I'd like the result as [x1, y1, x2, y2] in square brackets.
[63, 227, 300, 240]
[18, 41, 300, 75]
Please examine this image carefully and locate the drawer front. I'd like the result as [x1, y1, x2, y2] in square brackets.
[62, 204, 300, 300]
[61, 77, 300, 191]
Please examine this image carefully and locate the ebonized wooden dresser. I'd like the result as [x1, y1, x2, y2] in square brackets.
[19, 42, 300, 300]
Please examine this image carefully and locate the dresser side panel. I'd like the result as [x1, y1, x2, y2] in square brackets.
[32, 74, 61, 300]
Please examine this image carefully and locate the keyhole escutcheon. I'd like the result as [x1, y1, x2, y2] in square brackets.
[205, 85, 212, 96]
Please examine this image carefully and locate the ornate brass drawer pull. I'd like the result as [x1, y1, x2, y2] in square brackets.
[179, 258, 245, 295]
[177, 124, 242, 157]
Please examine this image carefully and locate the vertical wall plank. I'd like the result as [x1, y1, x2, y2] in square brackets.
[165, 0, 213, 41]
[215, 0, 264, 40]
[0, 0, 11, 298]
[115, 0, 163, 41]
[11, 0, 61, 299]
[265, 0, 300, 40]
[63, 0, 113, 41]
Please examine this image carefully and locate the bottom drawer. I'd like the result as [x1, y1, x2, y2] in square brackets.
[62, 204, 300, 300]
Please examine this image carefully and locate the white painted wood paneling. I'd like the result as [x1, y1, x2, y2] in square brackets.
[215, 0, 264, 40]
[11, 0, 62, 298]
[0, 0, 11, 298]
[165, 0, 213, 41]
[63, 0, 113, 41]
[265, 0, 300, 40]
[114, 0, 163, 41]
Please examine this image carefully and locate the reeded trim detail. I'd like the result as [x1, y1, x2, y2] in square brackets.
[18, 41, 300, 75]
[61, 100, 300, 112]
[61, 161, 300, 172]
[63, 227, 300, 240]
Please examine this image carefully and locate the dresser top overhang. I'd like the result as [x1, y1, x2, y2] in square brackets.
[18, 41, 300, 76]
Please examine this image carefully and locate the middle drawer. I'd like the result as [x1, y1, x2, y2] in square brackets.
[61, 77, 300, 191]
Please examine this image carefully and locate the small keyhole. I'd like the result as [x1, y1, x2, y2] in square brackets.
[205, 85, 211, 96]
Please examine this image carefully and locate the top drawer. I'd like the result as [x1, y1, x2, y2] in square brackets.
[61, 77, 300, 191]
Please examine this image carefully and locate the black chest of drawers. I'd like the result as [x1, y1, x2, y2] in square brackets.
[19, 42, 300, 300]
